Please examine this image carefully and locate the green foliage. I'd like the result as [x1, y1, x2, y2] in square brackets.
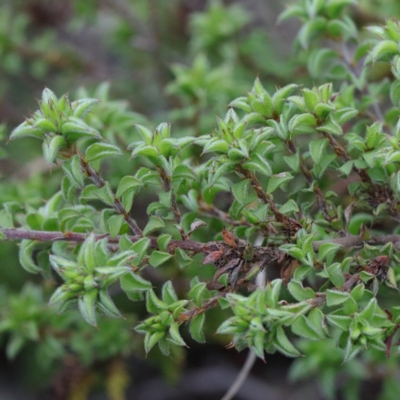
[4, 0, 400, 398]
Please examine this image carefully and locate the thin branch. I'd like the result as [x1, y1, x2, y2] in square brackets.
[312, 234, 400, 250]
[4, 227, 400, 254]
[0, 228, 217, 254]
[221, 351, 257, 400]
[79, 155, 143, 236]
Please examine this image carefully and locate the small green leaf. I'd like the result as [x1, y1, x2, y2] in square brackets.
[279, 199, 299, 214]
[288, 280, 315, 301]
[19, 240, 40, 274]
[135, 124, 153, 145]
[243, 153, 272, 176]
[272, 84, 298, 114]
[327, 314, 352, 331]
[132, 145, 159, 158]
[366, 40, 399, 63]
[162, 281, 178, 305]
[274, 326, 301, 357]
[190, 314, 206, 343]
[62, 155, 85, 188]
[267, 172, 293, 194]
[43, 135, 66, 164]
[289, 113, 317, 134]
[86, 143, 123, 162]
[146, 289, 167, 314]
[291, 315, 323, 340]
[317, 243, 342, 263]
[78, 289, 98, 326]
[108, 214, 124, 238]
[326, 289, 349, 306]
[202, 139, 230, 154]
[116, 176, 143, 198]
[326, 263, 345, 287]
[143, 216, 165, 236]
[72, 98, 99, 118]
[80, 183, 114, 206]
[231, 179, 258, 206]
[144, 331, 165, 354]
[61, 117, 101, 140]
[120, 272, 152, 292]
[309, 138, 329, 164]
[149, 251, 173, 267]
[10, 121, 43, 140]
[98, 288, 121, 318]
[157, 234, 172, 252]
[130, 237, 150, 262]
[169, 322, 187, 347]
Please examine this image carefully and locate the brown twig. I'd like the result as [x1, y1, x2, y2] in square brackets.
[79, 155, 143, 236]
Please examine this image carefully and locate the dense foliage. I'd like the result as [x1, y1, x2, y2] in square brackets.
[3, 0, 400, 398]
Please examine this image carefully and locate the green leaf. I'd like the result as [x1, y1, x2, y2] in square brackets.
[289, 113, 317, 134]
[120, 272, 152, 292]
[61, 117, 101, 140]
[80, 183, 114, 206]
[288, 280, 315, 301]
[291, 315, 324, 340]
[279, 199, 299, 214]
[108, 214, 124, 238]
[19, 240, 40, 274]
[78, 289, 98, 326]
[202, 139, 230, 154]
[316, 116, 342, 136]
[144, 331, 165, 354]
[267, 172, 293, 194]
[130, 237, 150, 262]
[72, 98, 99, 118]
[175, 248, 193, 268]
[326, 289, 349, 306]
[149, 251, 173, 267]
[297, 17, 327, 49]
[116, 176, 143, 199]
[231, 179, 258, 206]
[169, 322, 187, 347]
[157, 234, 172, 252]
[10, 121, 43, 140]
[190, 314, 206, 343]
[274, 326, 301, 357]
[62, 155, 85, 188]
[42, 135, 66, 164]
[309, 138, 329, 164]
[6, 334, 25, 360]
[327, 314, 351, 331]
[86, 142, 123, 162]
[243, 153, 272, 176]
[272, 84, 298, 114]
[146, 289, 167, 314]
[132, 145, 159, 158]
[366, 40, 399, 64]
[283, 152, 300, 172]
[162, 281, 178, 305]
[98, 288, 121, 318]
[143, 216, 165, 236]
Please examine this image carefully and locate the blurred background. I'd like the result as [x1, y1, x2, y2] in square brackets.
[1, 0, 400, 399]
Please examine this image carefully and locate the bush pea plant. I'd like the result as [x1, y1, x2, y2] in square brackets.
[3, 0, 400, 398]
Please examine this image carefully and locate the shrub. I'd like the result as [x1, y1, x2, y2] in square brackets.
[2, 0, 400, 398]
